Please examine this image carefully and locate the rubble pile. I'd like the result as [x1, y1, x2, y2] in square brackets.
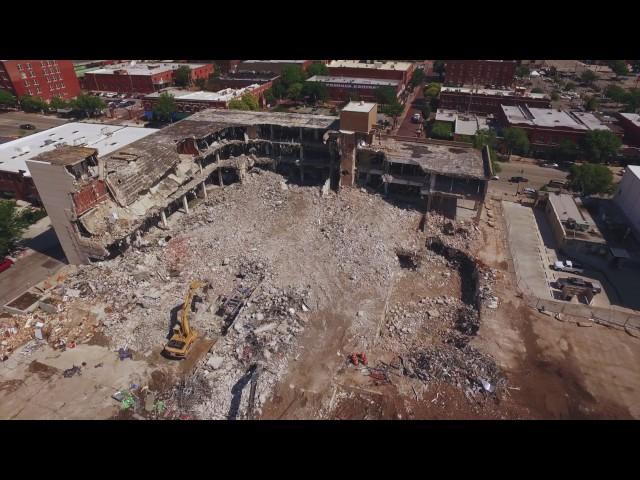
[424, 213, 481, 252]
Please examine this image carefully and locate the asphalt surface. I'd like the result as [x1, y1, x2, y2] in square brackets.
[396, 84, 425, 138]
[0, 111, 68, 139]
[489, 159, 569, 197]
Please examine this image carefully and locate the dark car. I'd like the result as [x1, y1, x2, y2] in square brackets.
[0, 257, 14, 273]
[19, 123, 36, 130]
[509, 176, 529, 183]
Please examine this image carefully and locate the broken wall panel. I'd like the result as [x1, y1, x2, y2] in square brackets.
[72, 180, 109, 216]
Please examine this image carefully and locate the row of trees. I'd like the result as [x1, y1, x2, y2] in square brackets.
[0, 201, 46, 256]
[0, 89, 107, 118]
[264, 63, 331, 105]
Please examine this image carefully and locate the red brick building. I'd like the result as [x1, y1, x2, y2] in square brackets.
[0, 60, 81, 101]
[439, 86, 551, 115]
[81, 62, 214, 95]
[238, 60, 312, 74]
[444, 60, 516, 88]
[305, 75, 403, 102]
[327, 61, 414, 87]
[617, 113, 640, 147]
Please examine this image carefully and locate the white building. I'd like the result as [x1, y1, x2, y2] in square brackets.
[614, 165, 640, 240]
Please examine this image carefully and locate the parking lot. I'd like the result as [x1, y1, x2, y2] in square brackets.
[0, 111, 69, 139]
[502, 199, 614, 307]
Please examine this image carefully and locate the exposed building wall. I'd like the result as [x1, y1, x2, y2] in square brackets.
[614, 170, 640, 240]
[617, 114, 640, 147]
[340, 109, 375, 134]
[444, 60, 516, 87]
[0, 172, 40, 203]
[439, 90, 551, 115]
[238, 61, 312, 74]
[327, 66, 412, 86]
[0, 60, 81, 101]
[26, 160, 89, 264]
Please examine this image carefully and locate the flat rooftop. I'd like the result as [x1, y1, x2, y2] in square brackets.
[441, 86, 548, 100]
[307, 75, 400, 87]
[548, 193, 605, 243]
[187, 109, 339, 129]
[0, 123, 157, 177]
[501, 105, 610, 131]
[372, 138, 486, 179]
[435, 109, 459, 122]
[241, 60, 308, 64]
[455, 115, 489, 136]
[328, 60, 413, 72]
[620, 113, 640, 128]
[628, 165, 640, 180]
[88, 62, 208, 76]
[145, 85, 260, 102]
[342, 101, 377, 113]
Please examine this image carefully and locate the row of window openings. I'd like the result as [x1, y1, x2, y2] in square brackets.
[17, 61, 57, 71]
[24, 74, 62, 85]
[24, 84, 65, 95]
[21, 71, 62, 80]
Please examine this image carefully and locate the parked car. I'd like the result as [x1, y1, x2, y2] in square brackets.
[548, 179, 568, 188]
[542, 163, 559, 168]
[557, 277, 601, 294]
[0, 257, 14, 273]
[19, 123, 36, 130]
[523, 187, 537, 195]
[411, 113, 422, 123]
[509, 176, 529, 183]
[491, 175, 500, 180]
[551, 261, 583, 274]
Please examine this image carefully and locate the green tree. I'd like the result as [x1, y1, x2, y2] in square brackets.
[375, 85, 397, 105]
[605, 84, 627, 102]
[569, 163, 613, 195]
[580, 69, 598, 84]
[20, 95, 49, 113]
[264, 88, 277, 105]
[420, 103, 432, 119]
[153, 92, 177, 122]
[194, 78, 206, 89]
[608, 60, 629, 76]
[49, 96, 69, 110]
[564, 81, 576, 91]
[73, 94, 106, 118]
[281, 66, 305, 87]
[433, 61, 445, 81]
[423, 83, 441, 98]
[228, 93, 260, 111]
[625, 88, 640, 112]
[287, 82, 303, 100]
[579, 130, 622, 163]
[503, 127, 529, 156]
[174, 66, 192, 87]
[555, 139, 579, 162]
[584, 95, 599, 111]
[516, 65, 530, 78]
[473, 129, 497, 149]
[531, 87, 544, 93]
[306, 62, 329, 77]
[431, 121, 453, 140]
[0, 89, 17, 108]
[301, 82, 328, 103]
[410, 68, 426, 87]
[271, 82, 286, 99]
[550, 91, 560, 101]
[0, 200, 29, 257]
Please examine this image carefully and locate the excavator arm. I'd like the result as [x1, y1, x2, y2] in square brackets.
[180, 280, 208, 337]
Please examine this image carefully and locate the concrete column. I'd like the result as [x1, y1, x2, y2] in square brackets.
[216, 152, 220, 163]
[202, 181, 207, 199]
[300, 166, 305, 184]
[161, 210, 168, 228]
[384, 182, 389, 196]
[199, 162, 203, 175]
[183, 195, 189, 214]
[218, 168, 224, 187]
[300, 145, 304, 161]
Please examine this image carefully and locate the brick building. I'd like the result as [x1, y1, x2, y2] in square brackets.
[208, 71, 279, 91]
[327, 61, 414, 87]
[444, 60, 516, 88]
[0, 60, 81, 101]
[305, 75, 403, 102]
[0, 123, 156, 204]
[238, 60, 312, 74]
[142, 84, 271, 118]
[81, 62, 214, 95]
[617, 113, 640, 147]
[498, 105, 622, 153]
[439, 86, 551, 115]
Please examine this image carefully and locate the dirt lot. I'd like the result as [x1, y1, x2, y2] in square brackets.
[1, 165, 640, 419]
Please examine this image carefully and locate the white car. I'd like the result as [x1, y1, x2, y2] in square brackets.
[523, 187, 536, 194]
[491, 175, 500, 180]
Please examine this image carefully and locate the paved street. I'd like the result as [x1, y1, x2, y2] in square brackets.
[489, 158, 569, 197]
[0, 111, 68, 139]
[395, 83, 425, 138]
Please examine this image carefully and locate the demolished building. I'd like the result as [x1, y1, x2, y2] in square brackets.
[26, 108, 491, 265]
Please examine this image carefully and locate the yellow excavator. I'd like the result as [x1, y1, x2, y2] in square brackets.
[163, 280, 209, 359]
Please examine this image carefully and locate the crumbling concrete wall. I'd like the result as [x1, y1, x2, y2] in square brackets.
[26, 161, 91, 264]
